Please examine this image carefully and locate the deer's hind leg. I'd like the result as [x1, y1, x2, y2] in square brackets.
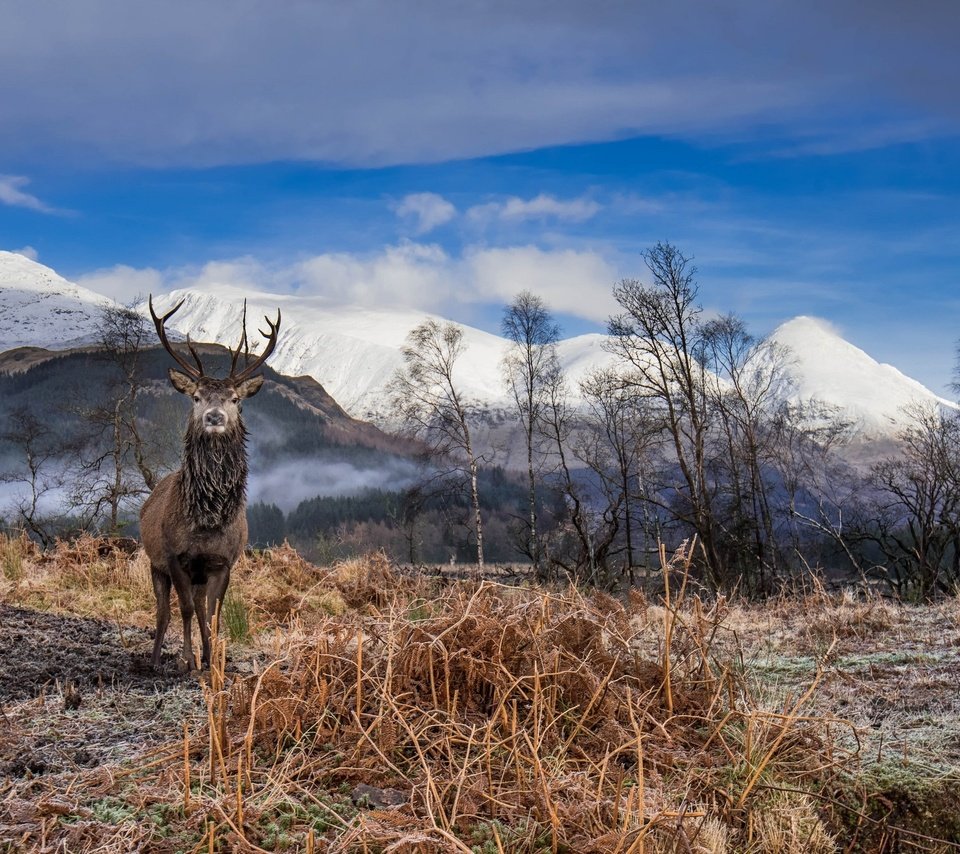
[151, 567, 172, 669]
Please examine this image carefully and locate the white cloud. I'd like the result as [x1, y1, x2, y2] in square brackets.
[468, 194, 601, 223]
[295, 241, 618, 320]
[393, 192, 457, 234]
[77, 242, 619, 324]
[13, 245, 38, 260]
[295, 242, 454, 307]
[76, 264, 166, 303]
[0, 175, 57, 213]
[462, 245, 617, 321]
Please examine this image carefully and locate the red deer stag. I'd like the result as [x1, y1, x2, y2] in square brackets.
[141, 297, 280, 671]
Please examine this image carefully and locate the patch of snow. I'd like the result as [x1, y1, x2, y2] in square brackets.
[0, 251, 118, 349]
[768, 316, 955, 433]
[141, 286, 618, 421]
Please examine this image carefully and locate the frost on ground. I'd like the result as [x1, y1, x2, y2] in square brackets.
[1, 534, 959, 852]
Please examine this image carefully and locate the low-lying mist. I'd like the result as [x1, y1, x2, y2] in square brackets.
[248, 455, 421, 513]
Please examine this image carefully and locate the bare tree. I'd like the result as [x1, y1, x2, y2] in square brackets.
[774, 399, 863, 582]
[698, 314, 794, 592]
[578, 367, 661, 583]
[606, 243, 726, 586]
[501, 291, 560, 574]
[71, 304, 163, 533]
[537, 360, 622, 583]
[868, 403, 960, 599]
[0, 407, 68, 545]
[389, 319, 486, 569]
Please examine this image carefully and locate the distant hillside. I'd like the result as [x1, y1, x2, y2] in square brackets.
[0, 343, 419, 513]
[0, 342, 542, 564]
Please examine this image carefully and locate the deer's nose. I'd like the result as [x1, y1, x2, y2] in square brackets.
[204, 409, 226, 427]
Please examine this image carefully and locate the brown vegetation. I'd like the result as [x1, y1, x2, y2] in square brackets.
[1, 534, 959, 851]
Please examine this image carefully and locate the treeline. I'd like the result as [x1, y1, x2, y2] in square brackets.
[386, 242, 960, 600]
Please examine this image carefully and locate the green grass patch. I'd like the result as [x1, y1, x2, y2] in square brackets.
[221, 589, 251, 642]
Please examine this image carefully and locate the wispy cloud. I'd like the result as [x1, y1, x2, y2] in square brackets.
[0, 175, 59, 214]
[4, 2, 957, 168]
[77, 242, 620, 324]
[13, 245, 39, 260]
[393, 192, 457, 234]
[468, 193, 601, 223]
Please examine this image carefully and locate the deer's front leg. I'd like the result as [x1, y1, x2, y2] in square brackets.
[171, 567, 198, 672]
[193, 584, 211, 669]
[206, 567, 231, 641]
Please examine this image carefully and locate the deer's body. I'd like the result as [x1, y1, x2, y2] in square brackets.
[141, 299, 279, 670]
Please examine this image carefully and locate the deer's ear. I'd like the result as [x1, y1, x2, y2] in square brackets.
[236, 375, 264, 399]
[169, 369, 198, 396]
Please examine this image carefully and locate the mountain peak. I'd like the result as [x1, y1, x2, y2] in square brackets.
[768, 314, 953, 433]
[0, 250, 117, 350]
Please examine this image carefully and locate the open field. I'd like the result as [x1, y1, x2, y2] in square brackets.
[1, 533, 959, 852]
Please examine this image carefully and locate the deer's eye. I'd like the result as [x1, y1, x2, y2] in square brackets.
[231, 397, 239, 405]
[193, 395, 201, 403]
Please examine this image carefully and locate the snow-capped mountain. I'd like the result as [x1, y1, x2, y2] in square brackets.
[768, 316, 955, 433]
[140, 285, 617, 421]
[0, 250, 952, 437]
[0, 251, 119, 349]
[141, 286, 954, 434]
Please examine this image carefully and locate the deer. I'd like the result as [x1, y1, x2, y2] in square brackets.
[140, 296, 280, 671]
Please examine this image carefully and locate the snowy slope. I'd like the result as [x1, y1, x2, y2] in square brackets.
[768, 316, 954, 433]
[0, 251, 118, 349]
[141, 291, 953, 432]
[141, 286, 616, 420]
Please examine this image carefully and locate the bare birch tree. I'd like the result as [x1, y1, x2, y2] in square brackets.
[605, 243, 726, 586]
[501, 291, 560, 574]
[389, 319, 486, 569]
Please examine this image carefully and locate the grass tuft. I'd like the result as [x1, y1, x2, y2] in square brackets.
[220, 589, 251, 643]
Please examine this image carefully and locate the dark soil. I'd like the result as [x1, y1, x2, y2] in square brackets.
[0, 604, 202, 781]
[0, 603, 186, 702]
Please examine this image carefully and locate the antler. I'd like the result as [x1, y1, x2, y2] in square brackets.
[231, 307, 282, 382]
[148, 295, 205, 380]
[229, 300, 250, 377]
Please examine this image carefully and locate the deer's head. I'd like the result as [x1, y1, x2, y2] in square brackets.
[149, 296, 281, 436]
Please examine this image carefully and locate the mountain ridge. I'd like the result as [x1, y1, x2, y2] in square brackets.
[0, 249, 952, 437]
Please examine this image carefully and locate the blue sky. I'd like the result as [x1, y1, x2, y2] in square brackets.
[1, 0, 959, 393]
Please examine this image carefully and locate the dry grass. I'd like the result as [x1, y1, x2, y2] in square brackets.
[0, 533, 346, 634]
[1, 534, 959, 851]
[792, 588, 900, 652]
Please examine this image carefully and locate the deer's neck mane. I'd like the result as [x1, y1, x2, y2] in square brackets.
[179, 421, 249, 531]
